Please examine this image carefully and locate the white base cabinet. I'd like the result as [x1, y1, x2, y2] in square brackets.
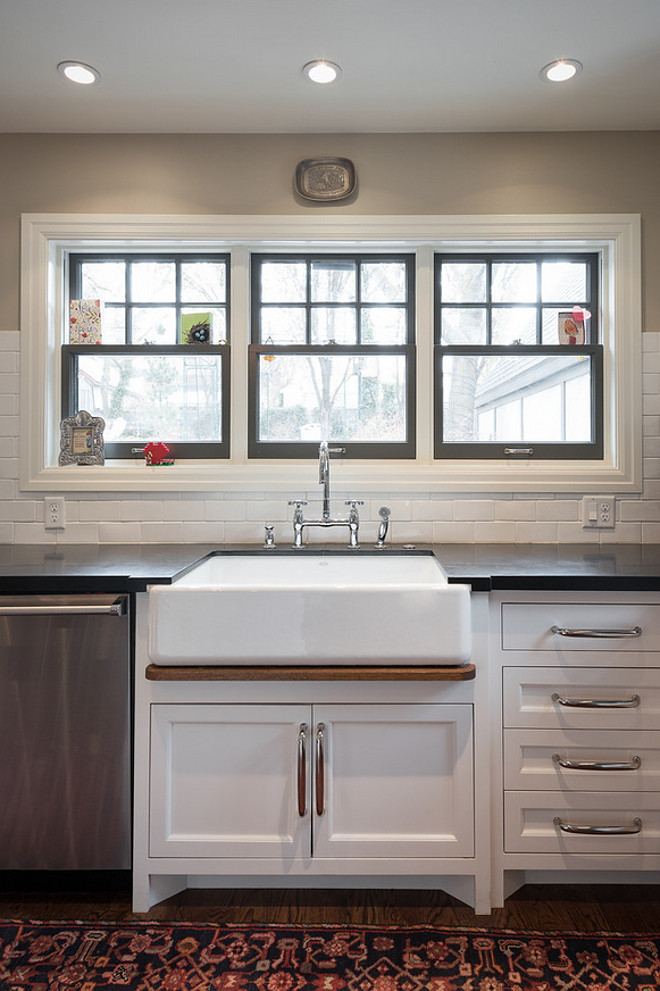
[133, 591, 492, 914]
[492, 591, 660, 906]
[149, 702, 474, 861]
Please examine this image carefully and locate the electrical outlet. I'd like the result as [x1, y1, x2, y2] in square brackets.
[45, 496, 65, 530]
[582, 495, 615, 529]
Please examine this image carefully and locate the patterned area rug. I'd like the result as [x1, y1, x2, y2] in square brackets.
[1, 919, 659, 990]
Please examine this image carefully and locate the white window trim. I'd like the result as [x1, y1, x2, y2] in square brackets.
[19, 212, 642, 494]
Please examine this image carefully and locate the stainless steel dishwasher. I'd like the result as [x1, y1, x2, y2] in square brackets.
[0, 594, 131, 869]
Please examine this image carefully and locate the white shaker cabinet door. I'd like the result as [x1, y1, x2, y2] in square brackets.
[149, 704, 311, 859]
[312, 703, 474, 859]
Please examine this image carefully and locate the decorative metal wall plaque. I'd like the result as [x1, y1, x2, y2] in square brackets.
[59, 409, 105, 466]
[294, 158, 356, 201]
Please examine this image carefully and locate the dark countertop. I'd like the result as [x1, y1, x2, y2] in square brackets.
[0, 542, 659, 593]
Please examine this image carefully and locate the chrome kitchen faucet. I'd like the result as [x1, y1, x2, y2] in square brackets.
[289, 441, 363, 548]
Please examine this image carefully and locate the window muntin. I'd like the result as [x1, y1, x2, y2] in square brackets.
[65, 253, 230, 459]
[248, 253, 416, 458]
[434, 253, 602, 460]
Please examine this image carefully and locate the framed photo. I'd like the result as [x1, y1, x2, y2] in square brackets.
[558, 310, 586, 345]
[59, 410, 105, 466]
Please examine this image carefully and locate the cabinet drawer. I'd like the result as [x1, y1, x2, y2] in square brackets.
[504, 728, 660, 791]
[504, 791, 660, 854]
[503, 667, 660, 730]
[501, 602, 660, 652]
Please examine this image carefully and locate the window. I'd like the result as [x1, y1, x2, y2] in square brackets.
[248, 254, 416, 458]
[20, 214, 641, 494]
[434, 253, 602, 459]
[64, 253, 230, 459]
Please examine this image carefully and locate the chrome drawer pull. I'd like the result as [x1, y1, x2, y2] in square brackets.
[552, 753, 641, 771]
[553, 816, 642, 835]
[551, 624, 642, 639]
[551, 691, 640, 709]
[297, 724, 308, 818]
[315, 723, 325, 817]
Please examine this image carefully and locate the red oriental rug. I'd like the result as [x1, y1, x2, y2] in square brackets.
[1, 919, 659, 990]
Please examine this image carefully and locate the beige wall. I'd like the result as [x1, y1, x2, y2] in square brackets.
[1, 131, 658, 331]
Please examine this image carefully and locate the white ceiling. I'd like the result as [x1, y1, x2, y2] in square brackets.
[2, 0, 660, 133]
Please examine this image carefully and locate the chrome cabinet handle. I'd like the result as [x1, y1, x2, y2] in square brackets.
[551, 624, 642, 639]
[297, 724, 308, 818]
[553, 816, 642, 835]
[551, 691, 640, 709]
[552, 753, 641, 771]
[315, 723, 325, 817]
[0, 601, 125, 616]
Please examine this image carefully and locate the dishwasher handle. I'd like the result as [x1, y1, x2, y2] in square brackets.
[0, 598, 126, 616]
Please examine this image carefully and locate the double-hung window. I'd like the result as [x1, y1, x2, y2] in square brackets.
[434, 252, 602, 460]
[248, 253, 416, 458]
[63, 253, 230, 459]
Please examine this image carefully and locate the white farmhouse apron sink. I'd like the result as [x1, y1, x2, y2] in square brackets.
[147, 552, 471, 666]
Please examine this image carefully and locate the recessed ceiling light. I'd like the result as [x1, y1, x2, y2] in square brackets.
[57, 61, 101, 85]
[302, 60, 342, 84]
[540, 59, 582, 83]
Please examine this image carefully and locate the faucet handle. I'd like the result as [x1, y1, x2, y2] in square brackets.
[288, 500, 308, 507]
[344, 500, 364, 507]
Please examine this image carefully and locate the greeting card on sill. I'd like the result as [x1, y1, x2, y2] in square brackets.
[69, 299, 102, 344]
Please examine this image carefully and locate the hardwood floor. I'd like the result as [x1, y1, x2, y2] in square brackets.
[1, 878, 659, 932]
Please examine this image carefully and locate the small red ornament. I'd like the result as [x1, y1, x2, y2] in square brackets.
[143, 441, 174, 466]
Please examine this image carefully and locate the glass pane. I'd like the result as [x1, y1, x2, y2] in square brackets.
[542, 307, 591, 344]
[542, 261, 587, 303]
[491, 262, 536, 303]
[81, 261, 126, 302]
[441, 263, 486, 303]
[181, 262, 226, 303]
[100, 306, 126, 345]
[523, 384, 562, 441]
[132, 307, 176, 344]
[311, 261, 356, 302]
[442, 353, 592, 444]
[311, 307, 357, 345]
[565, 372, 592, 442]
[260, 262, 307, 303]
[257, 353, 407, 442]
[491, 307, 537, 345]
[181, 307, 227, 344]
[261, 307, 306, 344]
[76, 353, 223, 443]
[361, 306, 407, 344]
[361, 262, 407, 303]
[131, 262, 176, 302]
[441, 308, 487, 344]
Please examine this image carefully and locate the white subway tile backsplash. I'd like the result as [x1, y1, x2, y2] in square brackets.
[515, 521, 558, 543]
[141, 522, 185, 543]
[494, 499, 535, 520]
[98, 522, 143, 543]
[182, 522, 224, 544]
[79, 501, 122, 522]
[433, 521, 475, 543]
[246, 500, 291, 522]
[474, 521, 516, 543]
[453, 501, 495, 522]
[120, 500, 164, 521]
[536, 500, 578, 521]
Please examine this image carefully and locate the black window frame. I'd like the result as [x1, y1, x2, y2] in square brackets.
[433, 251, 603, 460]
[248, 252, 416, 459]
[65, 252, 231, 460]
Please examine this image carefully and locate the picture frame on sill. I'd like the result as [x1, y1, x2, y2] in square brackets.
[58, 410, 105, 466]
